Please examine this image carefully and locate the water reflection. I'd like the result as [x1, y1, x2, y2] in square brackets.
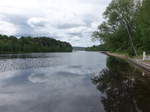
[0, 53, 59, 59]
[0, 51, 107, 112]
[92, 57, 150, 112]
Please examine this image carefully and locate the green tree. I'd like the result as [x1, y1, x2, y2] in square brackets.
[93, 0, 141, 56]
[0, 35, 72, 53]
[136, 0, 150, 53]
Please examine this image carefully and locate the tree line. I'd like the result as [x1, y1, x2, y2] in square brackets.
[90, 0, 150, 56]
[85, 44, 108, 51]
[0, 35, 72, 53]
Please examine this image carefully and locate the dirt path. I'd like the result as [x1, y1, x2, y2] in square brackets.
[101, 51, 150, 73]
[102, 51, 128, 59]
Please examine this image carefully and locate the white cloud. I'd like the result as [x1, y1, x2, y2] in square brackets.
[27, 17, 48, 28]
[67, 26, 87, 33]
[0, 20, 18, 35]
[0, 0, 111, 46]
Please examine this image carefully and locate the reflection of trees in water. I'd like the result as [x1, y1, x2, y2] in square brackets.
[92, 57, 150, 112]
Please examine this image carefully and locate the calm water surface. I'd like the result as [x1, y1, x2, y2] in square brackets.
[0, 51, 150, 112]
[0, 51, 107, 112]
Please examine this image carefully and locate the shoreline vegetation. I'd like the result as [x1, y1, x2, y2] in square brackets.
[85, 0, 150, 73]
[85, 44, 108, 51]
[89, 0, 150, 56]
[0, 34, 72, 53]
[101, 51, 150, 73]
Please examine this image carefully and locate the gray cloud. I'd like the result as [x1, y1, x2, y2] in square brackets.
[67, 32, 82, 37]
[0, 0, 111, 47]
[56, 24, 85, 29]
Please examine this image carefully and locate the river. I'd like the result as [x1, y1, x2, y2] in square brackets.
[0, 51, 149, 112]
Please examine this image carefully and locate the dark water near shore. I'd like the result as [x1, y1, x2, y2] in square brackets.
[0, 51, 149, 112]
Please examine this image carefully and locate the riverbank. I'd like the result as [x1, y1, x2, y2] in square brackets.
[101, 51, 150, 73]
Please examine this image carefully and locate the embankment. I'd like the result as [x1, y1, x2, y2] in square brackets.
[101, 51, 150, 73]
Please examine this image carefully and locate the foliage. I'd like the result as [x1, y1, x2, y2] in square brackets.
[85, 44, 109, 51]
[92, 0, 150, 56]
[0, 34, 72, 53]
[136, 0, 150, 54]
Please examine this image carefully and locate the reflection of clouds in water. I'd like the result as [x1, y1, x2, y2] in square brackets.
[0, 52, 107, 73]
[28, 69, 84, 91]
[29, 73, 48, 83]
[62, 64, 101, 75]
[0, 67, 96, 107]
[0, 52, 107, 112]
[0, 71, 21, 81]
[0, 58, 61, 72]
[0, 91, 36, 106]
[28, 64, 101, 84]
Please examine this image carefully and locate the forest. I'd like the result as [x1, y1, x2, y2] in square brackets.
[90, 0, 150, 56]
[85, 44, 108, 51]
[0, 35, 72, 53]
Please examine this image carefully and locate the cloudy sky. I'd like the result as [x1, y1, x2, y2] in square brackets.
[0, 0, 111, 47]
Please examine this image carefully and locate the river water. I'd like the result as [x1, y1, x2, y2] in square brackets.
[0, 51, 149, 112]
